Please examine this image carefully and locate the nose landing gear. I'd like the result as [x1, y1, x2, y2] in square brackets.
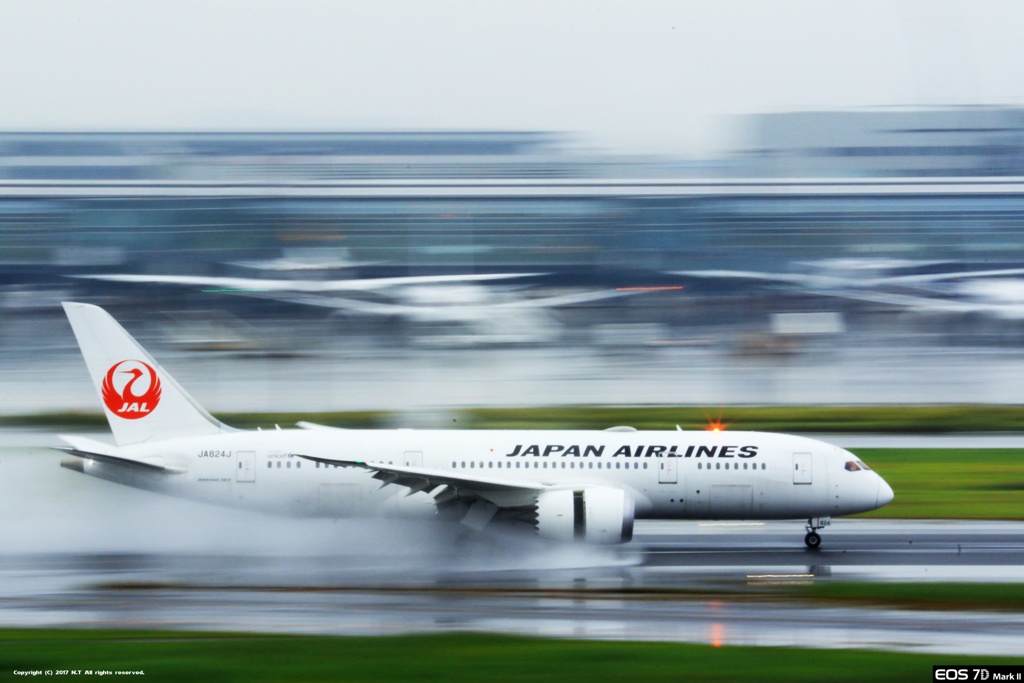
[804, 517, 830, 550]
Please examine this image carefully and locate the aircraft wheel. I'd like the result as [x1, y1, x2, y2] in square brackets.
[804, 531, 822, 550]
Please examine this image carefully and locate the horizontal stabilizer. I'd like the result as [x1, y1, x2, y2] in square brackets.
[56, 435, 185, 473]
[55, 447, 186, 474]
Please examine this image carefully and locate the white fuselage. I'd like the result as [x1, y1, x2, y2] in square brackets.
[74, 428, 890, 522]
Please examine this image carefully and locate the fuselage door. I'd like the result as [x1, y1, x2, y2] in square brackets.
[793, 452, 812, 485]
[236, 450, 256, 483]
[658, 458, 678, 484]
[404, 451, 423, 467]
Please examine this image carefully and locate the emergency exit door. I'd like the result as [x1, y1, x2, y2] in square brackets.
[236, 450, 255, 483]
[658, 458, 678, 484]
[792, 452, 812, 485]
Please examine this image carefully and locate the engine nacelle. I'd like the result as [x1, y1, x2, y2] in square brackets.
[534, 486, 634, 544]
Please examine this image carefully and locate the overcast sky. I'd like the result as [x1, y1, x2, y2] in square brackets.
[1, 0, 1023, 155]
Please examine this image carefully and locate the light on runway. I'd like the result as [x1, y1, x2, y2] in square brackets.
[747, 573, 816, 587]
[709, 623, 724, 648]
[747, 574, 816, 579]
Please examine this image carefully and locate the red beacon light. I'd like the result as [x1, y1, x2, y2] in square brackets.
[705, 417, 731, 432]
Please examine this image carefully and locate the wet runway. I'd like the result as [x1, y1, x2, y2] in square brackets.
[640, 519, 1024, 576]
[3, 515, 1024, 655]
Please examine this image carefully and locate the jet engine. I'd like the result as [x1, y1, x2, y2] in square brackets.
[534, 486, 634, 544]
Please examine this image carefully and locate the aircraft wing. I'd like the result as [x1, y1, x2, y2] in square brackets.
[255, 287, 657, 317]
[674, 268, 1024, 318]
[879, 267, 1024, 285]
[76, 272, 541, 293]
[676, 267, 1024, 289]
[292, 454, 547, 511]
[796, 288, 1024, 317]
[56, 436, 186, 474]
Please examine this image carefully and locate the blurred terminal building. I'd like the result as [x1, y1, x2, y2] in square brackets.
[2, 106, 1024, 337]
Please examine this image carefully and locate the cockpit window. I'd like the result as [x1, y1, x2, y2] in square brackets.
[856, 460, 872, 471]
[844, 461, 861, 472]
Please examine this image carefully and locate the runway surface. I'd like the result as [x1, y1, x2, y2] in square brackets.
[2, 519, 1024, 655]
[2, 438, 1024, 655]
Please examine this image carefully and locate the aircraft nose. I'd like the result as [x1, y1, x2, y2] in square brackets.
[876, 477, 895, 508]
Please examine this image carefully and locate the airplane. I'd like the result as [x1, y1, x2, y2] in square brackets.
[75, 271, 642, 345]
[673, 259, 1024, 320]
[56, 302, 894, 549]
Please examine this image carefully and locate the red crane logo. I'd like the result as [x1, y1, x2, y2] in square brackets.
[101, 360, 162, 419]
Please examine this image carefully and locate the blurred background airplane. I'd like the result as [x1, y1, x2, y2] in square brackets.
[674, 259, 1024, 320]
[76, 268, 648, 347]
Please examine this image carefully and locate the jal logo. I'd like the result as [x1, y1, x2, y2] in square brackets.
[101, 360, 162, 419]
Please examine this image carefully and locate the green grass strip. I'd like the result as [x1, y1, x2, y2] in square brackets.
[461, 405, 1024, 433]
[851, 448, 1024, 519]
[0, 631, 1017, 683]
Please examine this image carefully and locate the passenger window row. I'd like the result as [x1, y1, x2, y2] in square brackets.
[276, 459, 765, 473]
[266, 460, 302, 469]
[696, 462, 766, 470]
[450, 460, 650, 471]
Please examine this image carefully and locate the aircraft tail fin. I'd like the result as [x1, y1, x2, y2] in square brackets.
[62, 302, 231, 445]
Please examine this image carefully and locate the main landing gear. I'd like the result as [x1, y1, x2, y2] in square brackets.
[804, 517, 831, 550]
